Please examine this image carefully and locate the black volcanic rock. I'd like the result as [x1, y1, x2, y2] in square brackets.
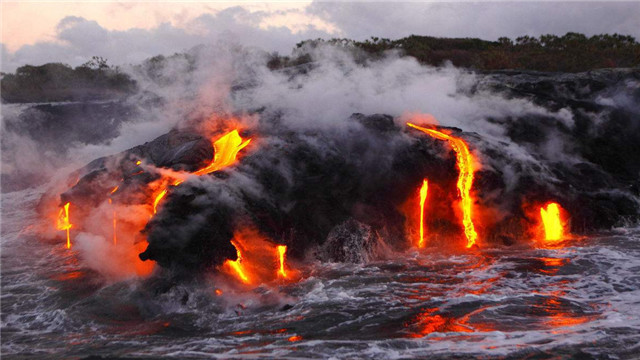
[139, 183, 237, 270]
[140, 116, 450, 270]
[477, 68, 640, 182]
[50, 70, 640, 274]
[316, 219, 385, 263]
[60, 128, 213, 209]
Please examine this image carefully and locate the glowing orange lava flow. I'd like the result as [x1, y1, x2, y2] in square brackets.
[194, 130, 252, 176]
[152, 130, 251, 214]
[408, 123, 478, 248]
[418, 179, 429, 248]
[540, 202, 564, 242]
[224, 241, 250, 284]
[153, 189, 167, 214]
[110, 186, 118, 245]
[277, 245, 288, 278]
[56, 202, 72, 249]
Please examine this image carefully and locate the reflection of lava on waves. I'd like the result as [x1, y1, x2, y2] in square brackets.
[407, 308, 473, 337]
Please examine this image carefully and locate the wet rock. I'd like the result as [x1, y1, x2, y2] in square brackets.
[350, 113, 398, 132]
[128, 129, 213, 172]
[139, 183, 237, 271]
[316, 219, 384, 263]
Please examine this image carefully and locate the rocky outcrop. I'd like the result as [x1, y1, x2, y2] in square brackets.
[51, 69, 640, 273]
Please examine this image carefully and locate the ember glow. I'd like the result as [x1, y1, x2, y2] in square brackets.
[540, 202, 565, 243]
[418, 179, 429, 248]
[56, 202, 72, 249]
[277, 245, 288, 278]
[407, 123, 478, 248]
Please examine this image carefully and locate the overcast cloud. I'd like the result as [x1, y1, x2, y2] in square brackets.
[308, 2, 640, 42]
[2, 1, 640, 72]
[1, 6, 333, 72]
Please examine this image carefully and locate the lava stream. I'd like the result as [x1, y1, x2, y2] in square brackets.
[224, 241, 250, 284]
[152, 130, 250, 214]
[540, 202, 565, 243]
[194, 129, 251, 176]
[407, 123, 478, 248]
[109, 186, 118, 245]
[277, 245, 288, 278]
[152, 189, 167, 214]
[418, 179, 429, 248]
[56, 202, 72, 249]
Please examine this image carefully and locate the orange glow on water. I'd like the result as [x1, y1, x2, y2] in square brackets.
[542, 297, 594, 329]
[288, 335, 302, 342]
[56, 202, 72, 249]
[418, 179, 429, 248]
[407, 123, 478, 248]
[407, 308, 472, 337]
[540, 202, 565, 243]
[277, 245, 288, 278]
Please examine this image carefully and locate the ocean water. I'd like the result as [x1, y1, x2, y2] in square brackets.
[2, 188, 639, 359]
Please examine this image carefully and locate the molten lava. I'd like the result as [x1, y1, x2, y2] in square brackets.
[152, 189, 167, 214]
[418, 179, 429, 248]
[540, 202, 565, 243]
[194, 129, 252, 176]
[220, 228, 299, 286]
[151, 130, 251, 215]
[407, 123, 478, 248]
[110, 186, 118, 245]
[56, 202, 72, 249]
[224, 241, 250, 284]
[277, 245, 288, 278]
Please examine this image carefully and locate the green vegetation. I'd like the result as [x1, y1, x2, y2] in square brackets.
[1, 57, 137, 103]
[269, 33, 640, 72]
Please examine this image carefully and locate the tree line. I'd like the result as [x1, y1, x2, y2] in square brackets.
[269, 33, 640, 72]
[1, 56, 137, 103]
[2, 33, 638, 103]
